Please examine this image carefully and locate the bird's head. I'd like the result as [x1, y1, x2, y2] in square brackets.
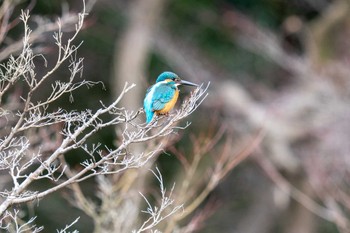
[156, 71, 198, 87]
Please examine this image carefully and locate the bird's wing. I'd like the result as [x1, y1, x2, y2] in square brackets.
[151, 84, 176, 111]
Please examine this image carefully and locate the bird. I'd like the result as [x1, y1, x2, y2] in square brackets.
[143, 71, 198, 123]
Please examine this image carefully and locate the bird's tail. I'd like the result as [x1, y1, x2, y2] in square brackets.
[146, 110, 154, 124]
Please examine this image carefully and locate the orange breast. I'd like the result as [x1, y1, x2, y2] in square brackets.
[155, 90, 179, 115]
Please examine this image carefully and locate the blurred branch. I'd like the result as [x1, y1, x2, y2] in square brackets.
[162, 124, 264, 232]
[0, 0, 16, 45]
[255, 152, 350, 231]
[222, 9, 312, 80]
[307, 0, 350, 66]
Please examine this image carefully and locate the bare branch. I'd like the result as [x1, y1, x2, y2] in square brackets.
[133, 167, 183, 233]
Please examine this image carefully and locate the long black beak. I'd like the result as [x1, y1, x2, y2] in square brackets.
[180, 79, 198, 87]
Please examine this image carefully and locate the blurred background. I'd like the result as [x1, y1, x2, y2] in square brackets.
[2, 0, 350, 232]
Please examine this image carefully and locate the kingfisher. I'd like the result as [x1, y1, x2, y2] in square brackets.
[144, 71, 198, 123]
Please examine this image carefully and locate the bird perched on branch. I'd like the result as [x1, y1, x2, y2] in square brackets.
[144, 71, 198, 123]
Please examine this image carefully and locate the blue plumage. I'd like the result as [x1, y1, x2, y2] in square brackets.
[144, 71, 198, 123]
[152, 84, 176, 110]
[144, 87, 155, 123]
[144, 80, 176, 123]
[156, 71, 178, 83]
